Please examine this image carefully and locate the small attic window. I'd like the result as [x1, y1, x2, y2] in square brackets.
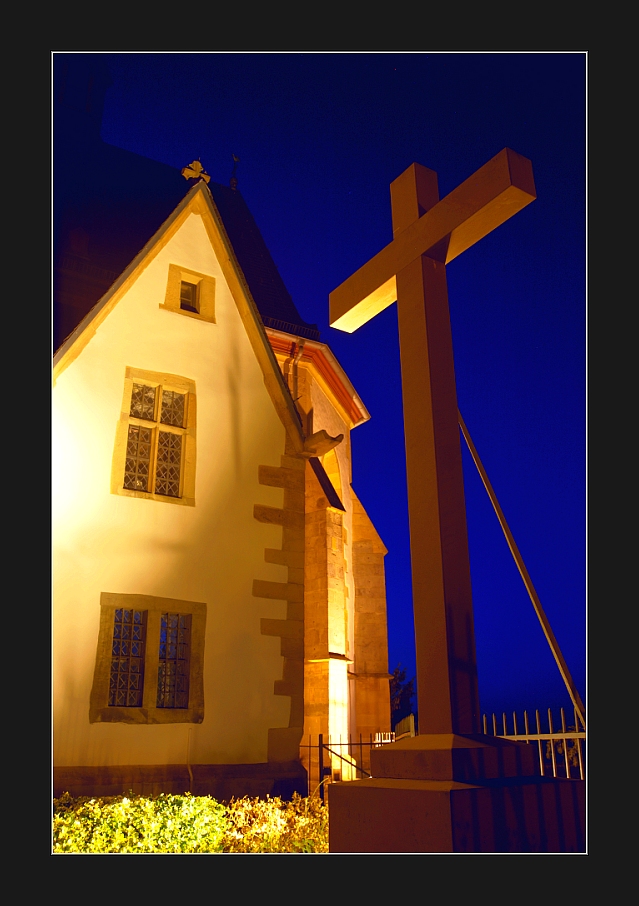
[161, 265, 216, 323]
[180, 281, 199, 313]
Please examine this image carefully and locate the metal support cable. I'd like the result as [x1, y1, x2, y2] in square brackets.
[458, 410, 585, 730]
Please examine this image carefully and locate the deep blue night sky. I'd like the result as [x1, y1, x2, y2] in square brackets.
[60, 52, 586, 720]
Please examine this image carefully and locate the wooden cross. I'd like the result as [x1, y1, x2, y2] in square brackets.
[330, 149, 536, 736]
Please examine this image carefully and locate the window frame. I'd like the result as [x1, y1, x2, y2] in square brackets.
[111, 367, 196, 507]
[179, 280, 199, 313]
[160, 264, 216, 323]
[90, 593, 206, 724]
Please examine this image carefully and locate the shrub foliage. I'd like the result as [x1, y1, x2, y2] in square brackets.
[223, 793, 328, 853]
[53, 791, 328, 854]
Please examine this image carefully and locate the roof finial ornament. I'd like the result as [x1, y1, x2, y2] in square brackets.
[230, 154, 240, 191]
[181, 158, 210, 184]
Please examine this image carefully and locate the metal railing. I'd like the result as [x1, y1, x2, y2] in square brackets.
[482, 706, 585, 780]
[301, 707, 585, 797]
[301, 733, 396, 800]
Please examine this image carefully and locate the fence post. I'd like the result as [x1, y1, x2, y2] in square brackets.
[575, 706, 585, 780]
[548, 709, 557, 777]
[535, 710, 545, 776]
[561, 708, 570, 778]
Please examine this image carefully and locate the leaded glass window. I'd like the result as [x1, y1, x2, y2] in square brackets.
[157, 613, 191, 708]
[160, 390, 185, 427]
[109, 609, 147, 707]
[130, 383, 156, 420]
[123, 381, 187, 498]
[124, 425, 152, 491]
[92, 593, 204, 724]
[155, 432, 182, 497]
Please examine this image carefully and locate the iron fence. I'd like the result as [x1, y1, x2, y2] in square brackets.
[482, 706, 585, 780]
[301, 733, 395, 800]
[302, 707, 585, 798]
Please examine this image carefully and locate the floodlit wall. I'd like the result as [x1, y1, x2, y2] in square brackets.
[53, 212, 291, 769]
[297, 359, 390, 744]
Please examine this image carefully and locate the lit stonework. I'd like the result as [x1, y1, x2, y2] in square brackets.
[266, 328, 391, 781]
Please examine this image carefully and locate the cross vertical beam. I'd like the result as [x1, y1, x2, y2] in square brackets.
[392, 165, 479, 735]
[329, 150, 536, 738]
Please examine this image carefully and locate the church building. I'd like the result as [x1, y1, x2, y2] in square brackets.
[53, 57, 390, 799]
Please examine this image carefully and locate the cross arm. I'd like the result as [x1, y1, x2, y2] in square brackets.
[329, 148, 536, 333]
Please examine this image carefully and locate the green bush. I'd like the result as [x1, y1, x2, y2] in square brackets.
[53, 791, 328, 854]
[53, 791, 228, 853]
[222, 793, 328, 853]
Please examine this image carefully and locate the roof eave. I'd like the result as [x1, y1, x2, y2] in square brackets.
[265, 327, 371, 429]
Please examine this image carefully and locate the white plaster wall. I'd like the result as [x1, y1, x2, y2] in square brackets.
[53, 212, 291, 767]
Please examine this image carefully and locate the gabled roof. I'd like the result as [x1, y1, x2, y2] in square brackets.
[54, 140, 319, 351]
[53, 179, 308, 457]
[208, 183, 320, 341]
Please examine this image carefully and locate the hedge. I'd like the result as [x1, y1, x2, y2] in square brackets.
[53, 791, 329, 854]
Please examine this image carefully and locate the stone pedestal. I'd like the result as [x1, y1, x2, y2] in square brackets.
[328, 735, 585, 853]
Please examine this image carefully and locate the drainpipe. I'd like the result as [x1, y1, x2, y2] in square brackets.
[292, 339, 305, 407]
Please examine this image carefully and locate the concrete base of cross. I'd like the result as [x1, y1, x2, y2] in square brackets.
[328, 734, 585, 853]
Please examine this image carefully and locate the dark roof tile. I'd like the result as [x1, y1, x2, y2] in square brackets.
[54, 139, 320, 349]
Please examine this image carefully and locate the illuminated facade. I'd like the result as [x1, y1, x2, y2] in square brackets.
[53, 62, 390, 797]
